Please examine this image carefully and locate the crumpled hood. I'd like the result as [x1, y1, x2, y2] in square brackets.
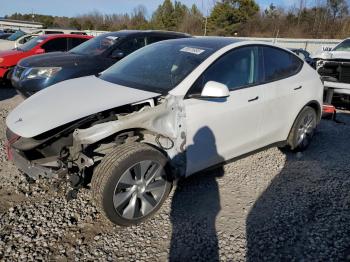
[313, 51, 350, 60]
[6, 76, 161, 138]
[19, 52, 93, 68]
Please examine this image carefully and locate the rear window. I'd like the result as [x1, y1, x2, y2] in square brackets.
[262, 46, 303, 82]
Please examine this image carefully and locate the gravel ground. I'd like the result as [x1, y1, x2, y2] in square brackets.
[1, 87, 350, 261]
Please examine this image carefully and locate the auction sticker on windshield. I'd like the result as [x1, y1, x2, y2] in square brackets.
[180, 47, 205, 55]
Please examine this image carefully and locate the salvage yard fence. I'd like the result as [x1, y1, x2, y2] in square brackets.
[230, 37, 342, 55]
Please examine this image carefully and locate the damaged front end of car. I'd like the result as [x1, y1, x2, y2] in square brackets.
[6, 95, 187, 191]
[316, 53, 350, 103]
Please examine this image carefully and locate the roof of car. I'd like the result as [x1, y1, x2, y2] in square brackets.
[157, 37, 241, 50]
[40, 34, 93, 39]
[101, 30, 191, 38]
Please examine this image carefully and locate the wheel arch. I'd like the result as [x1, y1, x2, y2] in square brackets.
[286, 101, 320, 149]
[305, 100, 322, 123]
[102, 127, 185, 177]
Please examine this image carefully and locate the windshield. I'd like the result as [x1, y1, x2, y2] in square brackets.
[99, 41, 215, 94]
[69, 34, 120, 56]
[333, 39, 350, 51]
[18, 36, 46, 52]
[7, 31, 26, 41]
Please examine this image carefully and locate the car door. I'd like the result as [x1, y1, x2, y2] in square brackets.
[184, 46, 265, 175]
[258, 46, 305, 145]
[41, 37, 68, 53]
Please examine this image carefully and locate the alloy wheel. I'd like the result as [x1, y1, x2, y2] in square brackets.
[296, 112, 316, 147]
[113, 160, 168, 220]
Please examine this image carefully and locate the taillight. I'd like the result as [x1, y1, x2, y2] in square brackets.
[323, 104, 336, 114]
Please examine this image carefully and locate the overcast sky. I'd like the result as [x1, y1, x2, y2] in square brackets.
[0, 0, 302, 18]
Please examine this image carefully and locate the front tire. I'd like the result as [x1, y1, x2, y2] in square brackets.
[91, 142, 172, 226]
[287, 106, 317, 151]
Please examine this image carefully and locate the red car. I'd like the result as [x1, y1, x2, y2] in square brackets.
[0, 34, 92, 81]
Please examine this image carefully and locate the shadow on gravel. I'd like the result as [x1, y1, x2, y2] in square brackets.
[246, 114, 350, 261]
[0, 83, 16, 101]
[169, 127, 224, 262]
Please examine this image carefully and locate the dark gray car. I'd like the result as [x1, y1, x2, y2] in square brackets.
[12, 30, 191, 97]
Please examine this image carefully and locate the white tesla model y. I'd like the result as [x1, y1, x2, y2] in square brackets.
[6, 37, 323, 225]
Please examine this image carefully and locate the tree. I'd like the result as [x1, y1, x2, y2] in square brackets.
[179, 4, 204, 34]
[151, 0, 176, 30]
[327, 0, 348, 20]
[173, 1, 189, 28]
[130, 5, 149, 29]
[69, 19, 81, 30]
[209, 0, 259, 35]
[83, 19, 94, 30]
[264, 3, 278, 18]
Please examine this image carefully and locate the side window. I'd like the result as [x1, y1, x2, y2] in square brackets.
[189, 46, 260, 96]
[262, 46, 303, 82]
[18, 35, 32, 44]
[118, 37, 146, 55]
[147, 36, 172, 45]
[68, 38, 87, 50]
[41, 38, 68, 52]
[45, 31, 63, 34]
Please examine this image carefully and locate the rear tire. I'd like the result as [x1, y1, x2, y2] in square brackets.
[287, 106, 317, 151]
[91, 142, 172, 226]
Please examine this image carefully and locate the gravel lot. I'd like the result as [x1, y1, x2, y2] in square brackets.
[1, 86, 350, 261]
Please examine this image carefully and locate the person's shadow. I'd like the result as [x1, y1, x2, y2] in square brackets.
[246, 114, 350, 261]
[169, 126, 224, 262]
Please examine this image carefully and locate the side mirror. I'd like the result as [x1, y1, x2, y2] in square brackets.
[111, 49, 125, 59]
[35, 48, 45, 54]
[201, 81, 230, 98]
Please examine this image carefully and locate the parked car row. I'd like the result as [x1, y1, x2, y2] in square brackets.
[12, 30, 190, 97]
[5, 30, 323, 226]
[0, 29, 88, 51]
[0, 34, 92, 84]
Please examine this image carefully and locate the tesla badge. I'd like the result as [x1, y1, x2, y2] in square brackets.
[15, 118, 23, 124]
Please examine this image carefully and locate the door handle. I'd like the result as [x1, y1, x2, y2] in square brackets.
[294, 86, 302, 90]
[248, 96, 259, 102]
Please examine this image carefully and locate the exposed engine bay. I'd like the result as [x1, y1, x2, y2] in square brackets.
[6, 95, 187, 189]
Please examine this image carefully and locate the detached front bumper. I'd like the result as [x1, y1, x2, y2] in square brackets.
[324, 81, 350, 95]
[6, 133, 60, 180]
[7, 147, 53, 179]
